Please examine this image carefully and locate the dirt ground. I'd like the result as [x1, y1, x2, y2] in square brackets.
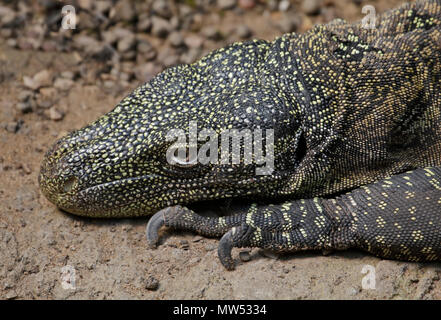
[1, 0, 441, 300]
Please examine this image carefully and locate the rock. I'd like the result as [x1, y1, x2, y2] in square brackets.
[53, 78, 74, 91]
[277, 13, 301, 33]
[60, 71, 75, 80]
[180, 48, 201, 64]
[152, 0, 172, 19]
[145, 276, 159, 291]
[192, 236, 203, 242]
[169, 31, 184, 47]
[179, 240, 189, 250]
[134, 63, 162, 82]
[238, 0, 256, 10]
[162, 54, 180, 67]
[18, 90, 33, 102]
[204, 243, 216, 252]
[236, 24, 252, 38]
[117, 34, 136, 53]
[77, 0, 93, 10]
[151, 16, 172, 38]
[202, 26, 222, 40]
[218, 0, 236, 10]
[47, 107, 64, 121]
[5, 121, 20, 133]
[95, 0, 112, 14]
[137, 14, 152, 32]
[23, 70, 53, 91]
[111, 0, 136, 22]
[278, 0, 290, 12]
[137, 40, 156, 60]
[302, 0, 321, 16]
[239, 250, 251, 262]
[184, 34, 204, 49]
[16, 102, 32, 114]
[37, 87, 58, 108]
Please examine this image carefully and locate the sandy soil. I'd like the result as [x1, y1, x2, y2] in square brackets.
[1, 0, 441, 299]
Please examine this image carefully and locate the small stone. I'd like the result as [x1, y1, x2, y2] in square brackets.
[202, 26, 222, 40]
[179, 239, 189, 249]
[184, 35, 204, 49]
[278, 0, 290, 12]
[117, 34, 136, 53]
[180, 48, 201, 64]
[218, 0, 236, 10]
[162, 54, 179, 67]
[145, 276, 159, 291]
[53, 78, 74, 91]
[5, 122, 19, 133]
[6, 39, 16, 47]
[16, 102, 32, 113]
[239, 250, 251, 262]
[277, 14, 301, 33]
[5, 290, 17, 300]
[192, 236, 203, 242]
[236, 24, 252, 39]
[134, 63, 162, 82]
[152, 0, 172, 19]
[137, 14, 152, 32]
[137, 40, 156, 60]
[23, 70, 52, 91]
[18, 90, 33, 102]
[95, 0, 112, 13]
[60, 71, 75, 80]
[302, 0, 321, 16]
[204, 243, 216, 251]
[151, 16, 172, 38]
[47, 107, 64, 121]
[238, 0, 255, 10]
[111, 0, 136, 22]
[169, 31, 184, 47]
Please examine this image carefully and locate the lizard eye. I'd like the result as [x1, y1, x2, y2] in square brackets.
[168, 146, 199, 168]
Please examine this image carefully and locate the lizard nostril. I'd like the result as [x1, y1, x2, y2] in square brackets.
[63, 176, 78, 193]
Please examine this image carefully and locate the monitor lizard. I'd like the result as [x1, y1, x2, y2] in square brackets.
[39, 0, 441, 270]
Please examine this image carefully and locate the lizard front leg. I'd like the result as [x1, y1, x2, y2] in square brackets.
[218, 167, 441, 269]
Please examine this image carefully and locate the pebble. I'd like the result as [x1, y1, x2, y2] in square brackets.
[179, 239, 189, 250]
[137, 40, 157, 60]
[47, 107, 64, 121]
[238, 0, 256, 10]
[204, 243, 217, 251]
[16, 102, 32, 113]
[239, 250, 251, 262]
[236, 24, 252, 39]
[111, 0, 136, 22]
[218, 0, 237, 10]
[151, 16, 172, 38]
[5, 121, 20, 133]
[302, 0, 322, 16]
[23, 70, 53, 91]
[18, 90, 33, 102]
[145, 276, 159, 291]
[184, 35, 204, 49]
[117, 34, 136, 53]
[152, 0, 172, 19]
[53, 78, 74, 91]
[202, 26, 222, 40]
[169, 31, 184, 47]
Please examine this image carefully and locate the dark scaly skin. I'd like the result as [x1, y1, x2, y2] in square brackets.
[40, 0, 441, 269]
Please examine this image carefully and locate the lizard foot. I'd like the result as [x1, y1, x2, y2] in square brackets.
[218, 224, 257, 270]
[146, 205, 188, 248]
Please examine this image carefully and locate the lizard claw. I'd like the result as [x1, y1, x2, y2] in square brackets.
[218, 228, 236, 270]
[146, 208, 167, 248]
[218, 224, 255, 270]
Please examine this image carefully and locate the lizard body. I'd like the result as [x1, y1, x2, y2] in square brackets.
[40, 0, 441, 269]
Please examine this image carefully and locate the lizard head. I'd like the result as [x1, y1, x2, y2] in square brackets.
[39, 38, 303, 217]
